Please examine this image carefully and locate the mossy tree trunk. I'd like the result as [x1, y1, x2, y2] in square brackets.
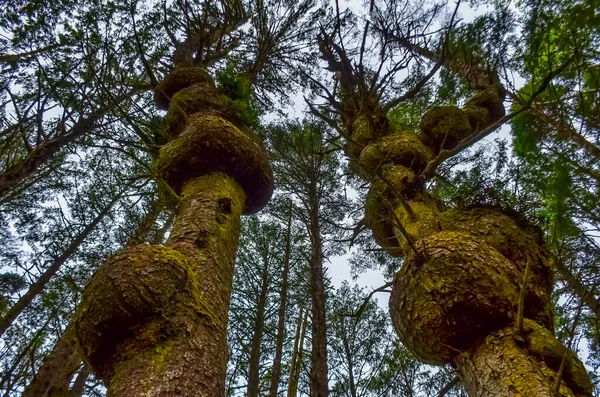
[385, 41, 600, 320]
[22, 324, 81, 397]
[24, 196, 169, 397]
[318, 37, 592, 397]
[288, 307, 309, 397]
[72, 66, 273, 396]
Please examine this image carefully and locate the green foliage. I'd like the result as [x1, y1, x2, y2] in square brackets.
[215, 65, 261, 128]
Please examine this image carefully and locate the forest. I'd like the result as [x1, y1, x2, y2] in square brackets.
[0, 0, 598, 395]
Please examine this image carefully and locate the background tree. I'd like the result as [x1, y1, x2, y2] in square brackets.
[268, 119, 350, 397]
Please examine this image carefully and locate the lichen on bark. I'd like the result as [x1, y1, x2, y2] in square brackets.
[74, 64, 273, 397]
[317, 41, 592, 394]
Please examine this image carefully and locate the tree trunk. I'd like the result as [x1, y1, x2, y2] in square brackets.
[22, 325, 80, 397]
[75, 174, 245, 396]
[456, 321, 592, 397]
[390, 39, 600, 323]
[268, 206, 293, 397]
[246, 249, 271, 397]
[288, 308, 309, 397]
[0, 192, 123, 337]
[287, 305, 304, 397]
[72, 66, 273, 397]
[23, 196, 165, 397]
[69, 365, 91, 397]
[0, 319, 50, 391]
[340, 323, 357, 397]
[317, 36, 592, 397]
[554, 259, 600, 319]
[308, 198, 328, 397]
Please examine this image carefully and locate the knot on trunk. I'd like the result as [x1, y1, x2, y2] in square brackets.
[359, 133, 433, 175]
[74, 245, 190, 379]
[389, 231, 552, 365]
[418, 106, 473, 154]
[364, 165, 418, 256]
[156, 114, 273, 214]
[161, 83, 231, 137]
[154, 67, 213, 110]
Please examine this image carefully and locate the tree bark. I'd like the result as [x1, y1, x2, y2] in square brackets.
[308, 196, 328, 397]
[22, 324, 80, 397]
[456, 322, 590, 397]
[23, 195, 165, 397]
[75, 173, 246, 397]
[340, 322, 357, 397]
[0, 192, 123, 337]
[288, 308, 309, 397]
[73, 63, 273, 397]
[268, 205, 293, 397]
[316, 34, 592, 397]
[246, 248, 271, 397]
[554, 259, 600, 319]
[69, 365, 91, 397]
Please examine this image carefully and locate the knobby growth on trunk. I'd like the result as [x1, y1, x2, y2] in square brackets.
[72, 64, 273, 396]
[316, 30, 593, 396]
[23, 196, 171, 397]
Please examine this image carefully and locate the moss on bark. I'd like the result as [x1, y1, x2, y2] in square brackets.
[75, 173, 247, 396]
[154, 67, 213, 110]
[326, 59, 591, 394]
[364, 165, 417, 256]
[390, 231, 525, 364]
[464, 85, 505, 122]
[418, 106, 472, 153]
[157, 114, 273, 214]
[76, 58, 271, 397]
[457, 322, 590, 397]
[359, 133, 433, 174]
[162, 83, 227, 137]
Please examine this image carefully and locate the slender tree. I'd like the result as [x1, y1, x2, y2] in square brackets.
[268, 120, 349, 397]
[268, 203, 293, 397]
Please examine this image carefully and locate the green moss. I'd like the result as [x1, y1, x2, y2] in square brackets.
[163, 84, 226, 137]
[418, 106, 472, 153]
[156, 114, 273, 214]
[364, 165, 418, 256]
[359, 133, 433, 174]
[395, 198, 440, 252]
[464, 85, 505, 122]
[73, 245, 191, 378]
[154, 67, 213, 110]
[463, 105, 491, 131]
[390, 231, 524, 365]
[525, 320, 593, 396]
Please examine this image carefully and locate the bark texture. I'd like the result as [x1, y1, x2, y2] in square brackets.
[308, 203, 328, 397]
[246, 251, 270, 397]
[288, 307, 308, 397]
[268, 207, 292, 397]
[22, 325, 80, 397]
[73, 66, 273, 396]
[318, 38, 592, 396]
[24, 192, 168, 397]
